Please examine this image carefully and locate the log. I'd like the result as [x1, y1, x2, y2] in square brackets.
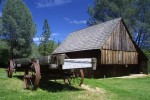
[62, 58, 97, 69]
[13, 58, 31, 65]
[38, 56, 51, 65]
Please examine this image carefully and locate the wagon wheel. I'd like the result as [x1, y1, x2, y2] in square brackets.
[67, 69, 84, 86]
[6, 60, 14, 78]
[24, 62, 41, 90]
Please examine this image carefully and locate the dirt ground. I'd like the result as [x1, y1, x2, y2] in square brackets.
[81, 84, 106, 93]
[78, 84, 108, 100]
[116, 74, 149, 78]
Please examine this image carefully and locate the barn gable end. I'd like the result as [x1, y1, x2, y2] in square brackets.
[101, 19, 138, 64]
[102, 20, 136, 51]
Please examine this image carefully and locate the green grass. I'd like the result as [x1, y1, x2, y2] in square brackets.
[0, 68, 106, 100]
[0, 68, 150, 100]
[84, 77, 150, 100]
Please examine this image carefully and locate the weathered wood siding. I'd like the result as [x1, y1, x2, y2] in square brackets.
[101, 20, 138, 64]
[102, 20, 136, 51]
[101, 50, 138, 64]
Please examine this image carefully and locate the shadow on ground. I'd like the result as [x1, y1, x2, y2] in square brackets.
[39, 79, 83, 92]
[13, 74, 83, 92]
[13, 75, 24, 80]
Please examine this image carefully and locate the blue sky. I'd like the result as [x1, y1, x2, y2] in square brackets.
[21, 0, 94, 44]
[0, 0, 93, 44]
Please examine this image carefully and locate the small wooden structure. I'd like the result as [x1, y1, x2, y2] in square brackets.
[53, 18, 148, 78]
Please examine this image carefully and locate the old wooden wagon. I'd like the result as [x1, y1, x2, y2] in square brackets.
[53, 18, 148, 78]
[6, 54, 97, 90]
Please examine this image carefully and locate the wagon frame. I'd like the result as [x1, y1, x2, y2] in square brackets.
[7, 54, 96, 90]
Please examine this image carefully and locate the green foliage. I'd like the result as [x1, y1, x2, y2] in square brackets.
[42, 19, 51, 44]
[0, 40, 10, 66]
[47, 40, 55, 54]
[38, 40, 58, 56]
[29, 43, 40, 58]
[47, 40, 60, 54]
[142, 49, 150, 72]
[38, 19, 57, 56]
[134, 0, 150, 48]
[88, 0, 150, 48]
[38, 19, 51, 56]
[2, 0, 36, 58]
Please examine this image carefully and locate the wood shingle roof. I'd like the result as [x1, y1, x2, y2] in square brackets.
[53, 18, 121, 54]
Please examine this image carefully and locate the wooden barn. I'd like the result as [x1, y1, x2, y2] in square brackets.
[53, 18, 148, 78]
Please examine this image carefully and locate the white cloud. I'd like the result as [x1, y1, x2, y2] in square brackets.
[69, 20, 87, 24]
[36, 0, 73, 8]
[64, 18, 87, 25]
[64, 17, 70, 21]
[0, 12, 2, 16]
[33, 37, 52, 45]
[33, 33, 58, 43]
[51, 33, 59, 36]
[33, 37, 40, 45]
[33, 37, 41, 42]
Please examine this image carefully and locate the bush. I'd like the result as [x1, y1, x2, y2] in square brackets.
[142, 49, 150, 73]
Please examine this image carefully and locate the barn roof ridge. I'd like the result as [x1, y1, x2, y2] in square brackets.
[70, 17, 122, 34]
[53, 17, 122, 54]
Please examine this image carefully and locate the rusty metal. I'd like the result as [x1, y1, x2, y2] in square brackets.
[6, 60, 14, 78]
[24, 60, 41, 90]
[32, 62, 41, 90]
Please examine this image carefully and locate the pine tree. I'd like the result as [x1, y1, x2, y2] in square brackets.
[2, 0, 36, 58]
[38, 19, 51, 56]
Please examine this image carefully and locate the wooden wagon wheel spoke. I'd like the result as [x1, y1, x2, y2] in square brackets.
[24, 62, 41, 90]
[76, 69, 84, 86]
[6, 60, 14, 78]
[67, 69, 84, 86]
[29, 78, 34, 88]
